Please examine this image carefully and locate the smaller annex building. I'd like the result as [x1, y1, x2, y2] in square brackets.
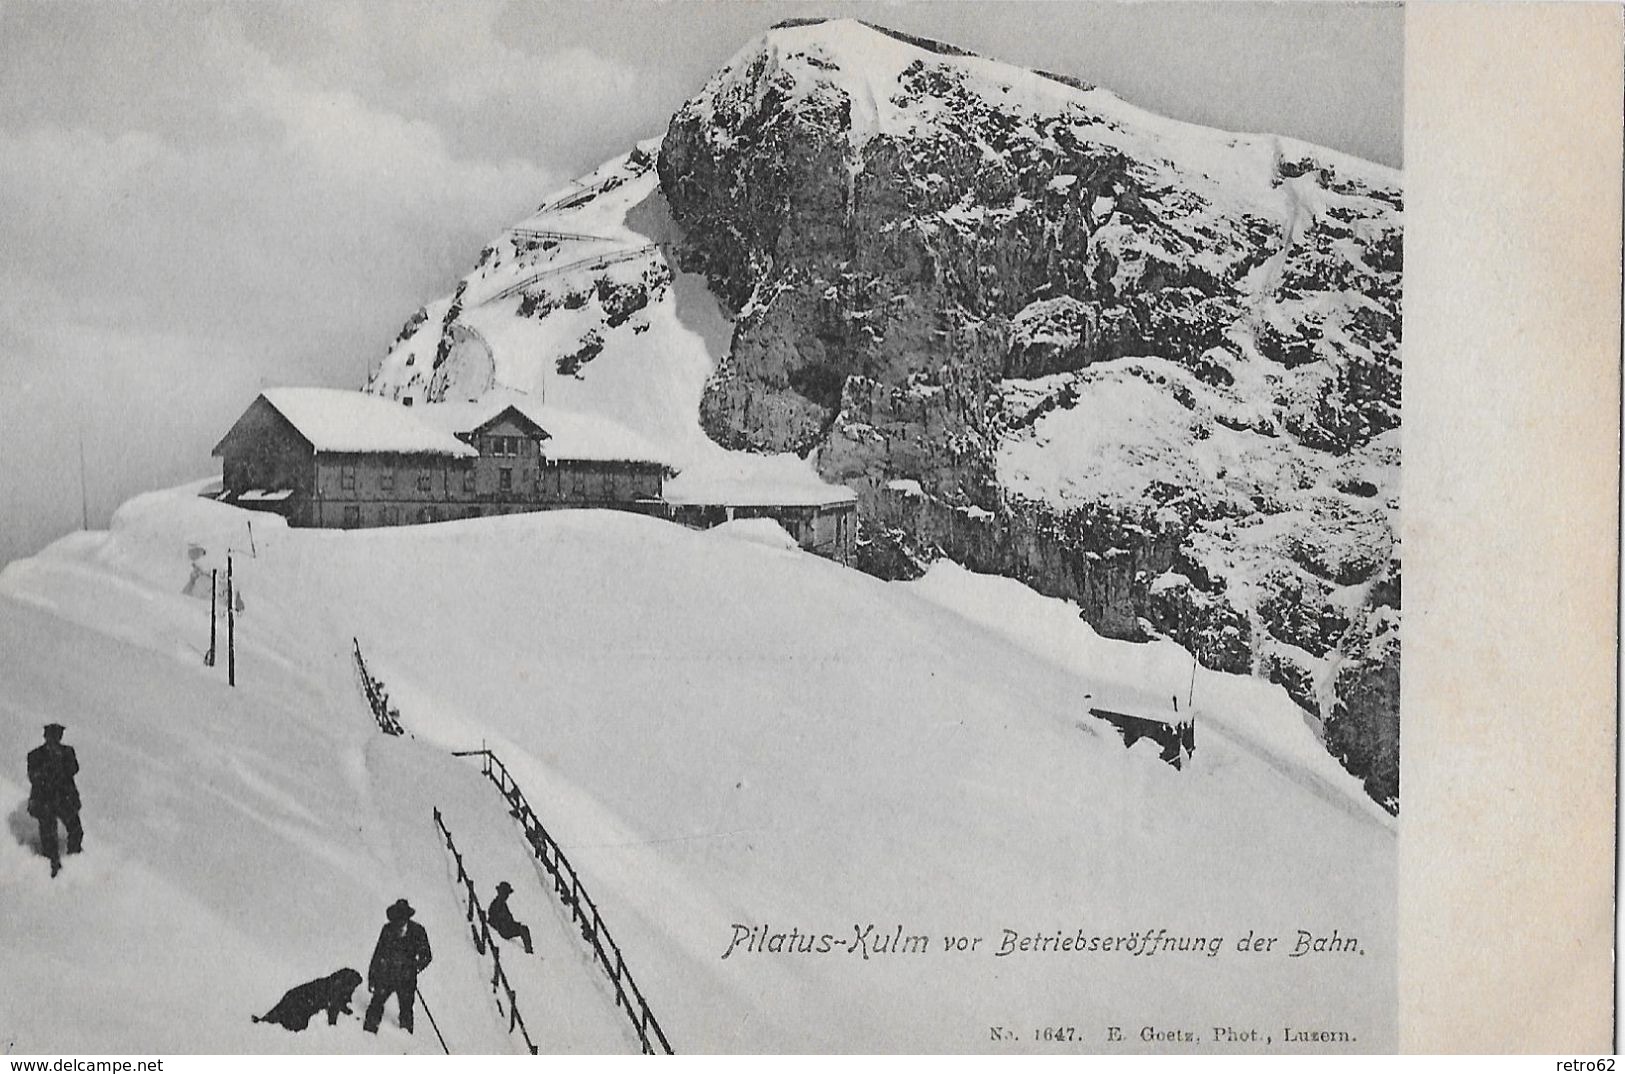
[665, 476, 857, 563]
[212, 388, 672, 528]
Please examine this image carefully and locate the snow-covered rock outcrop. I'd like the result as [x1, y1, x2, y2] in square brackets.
[369, 18, 1401, 812]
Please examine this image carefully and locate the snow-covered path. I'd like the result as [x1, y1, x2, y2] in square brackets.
[0, 514, 641, 1053]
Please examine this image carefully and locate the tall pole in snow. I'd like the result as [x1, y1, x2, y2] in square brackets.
[227, 553, 236, 688]
[77, 429, 89, 531]
[206, 569, 217, 667]
[1187, 653, 1198, 710]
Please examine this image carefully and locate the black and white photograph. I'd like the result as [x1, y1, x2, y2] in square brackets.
[0, 0, 1614, 1057]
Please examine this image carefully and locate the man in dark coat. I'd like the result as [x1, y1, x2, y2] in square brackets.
[487, 881, 533, 954]
[363, 898, 432, 1034]
[27, 723, 82, 878]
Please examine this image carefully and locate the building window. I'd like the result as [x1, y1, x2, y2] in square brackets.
[382, 505, 399, 526]
[484, 435, 520, 457]
[341, 465, 356, 492]
[464, 469, 476, 494]
[417, 471, 431, 491]
[499, 468, 512, 492]
[427, 507, 441, 522]
[417, 507, 431, 524]
[381, 469, 394, 491]
[342, 505, 360, 528]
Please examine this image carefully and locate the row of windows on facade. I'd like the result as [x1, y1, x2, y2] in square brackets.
[340, 504, 529, 526]
[340, 466, 516, 493]
[336, 465, 633, 497]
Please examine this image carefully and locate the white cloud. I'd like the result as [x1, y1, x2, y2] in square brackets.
[0, 6, 585, 565]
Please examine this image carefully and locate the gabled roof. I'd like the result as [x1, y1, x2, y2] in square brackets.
[212, 389, 474, 458]
[463, 404, 551, 442]
[218, 387, 673, 467]
[414, 392, 674, 467]
[249, 389, 476, 457]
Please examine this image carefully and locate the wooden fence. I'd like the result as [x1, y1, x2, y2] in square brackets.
[452, 748, 674, 1055]
[432, 807, 541, 1054]
[352, 637, 406, 736]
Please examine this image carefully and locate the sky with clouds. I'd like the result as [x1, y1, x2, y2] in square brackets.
[0, 1, 1401, 566]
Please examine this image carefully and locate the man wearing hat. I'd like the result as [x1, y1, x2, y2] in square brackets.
[487, 881, 534, 955]
[362, 898, 433, 1034]
[27, 723, 82, 878]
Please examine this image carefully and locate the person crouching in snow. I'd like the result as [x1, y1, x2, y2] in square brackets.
[363, 899, 432, 1034]
[488, 881, 534, 954]
[27, 723, 82, 878]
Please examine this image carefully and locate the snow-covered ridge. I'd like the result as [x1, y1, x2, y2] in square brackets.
[685, 17, 1399, 209]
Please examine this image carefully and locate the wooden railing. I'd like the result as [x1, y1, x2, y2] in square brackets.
[452, 748, 675, 1055]
[352, 637, 406, 736]
[477, 244, 661, 305]
[433, 807, 541, 1055]
[510, 227, 612, 244]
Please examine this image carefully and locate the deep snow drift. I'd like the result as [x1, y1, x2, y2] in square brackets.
[0, 488, 1393, 1052]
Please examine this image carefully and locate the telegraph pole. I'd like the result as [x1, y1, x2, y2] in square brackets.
[227, 553, 236, 687]
[206, 569, 217, 667]
[78, 430, 89, 531]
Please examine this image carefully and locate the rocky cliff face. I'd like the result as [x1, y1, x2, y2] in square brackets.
[658, 19, 1402, 811]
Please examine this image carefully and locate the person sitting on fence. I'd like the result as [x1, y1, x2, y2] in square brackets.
[363, 898, 432, 1034]
[488, 881, 534, 954]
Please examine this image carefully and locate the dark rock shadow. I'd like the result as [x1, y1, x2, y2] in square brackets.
[624, 185, 736, 362]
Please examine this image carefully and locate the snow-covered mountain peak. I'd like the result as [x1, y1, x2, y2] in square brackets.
[684, 15, 1398, 214]
[369, 18, 1402, 812]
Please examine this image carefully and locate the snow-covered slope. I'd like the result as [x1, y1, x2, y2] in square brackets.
[366, 143, 849, 503]
[1, 489, 1393, 1052]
